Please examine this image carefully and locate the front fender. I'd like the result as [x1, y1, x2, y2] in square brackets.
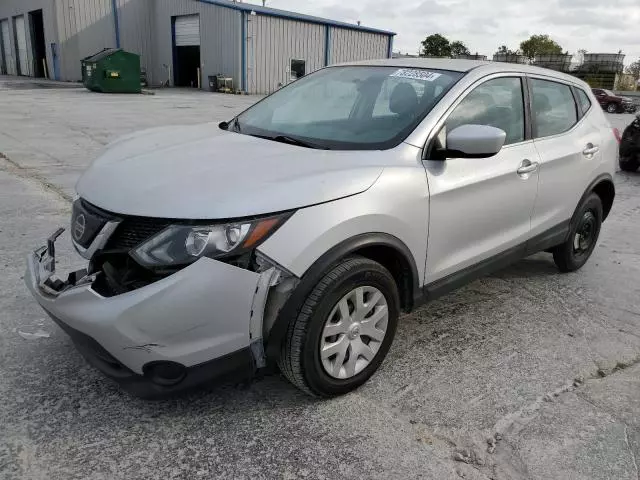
[258, 166, 430, 360]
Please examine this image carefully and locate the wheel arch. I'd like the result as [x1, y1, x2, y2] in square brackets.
[264, 233, 420, 361]
[589, 174, 615, 221]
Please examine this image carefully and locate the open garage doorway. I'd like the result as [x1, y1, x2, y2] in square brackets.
[172, 15, 201, 88]
[29, 9, 46, 78]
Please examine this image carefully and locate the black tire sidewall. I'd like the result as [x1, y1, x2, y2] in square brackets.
[619, 158, 640, 172]
[301, 261, 399, 396]
[557, 194, 603, 271]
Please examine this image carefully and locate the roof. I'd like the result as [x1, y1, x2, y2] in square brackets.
[339, 58, 493, 72]
[196, 0, 395, 35]
[335, 58, 591, 86]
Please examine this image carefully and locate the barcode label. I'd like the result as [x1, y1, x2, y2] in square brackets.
[391, 69, 442, 82]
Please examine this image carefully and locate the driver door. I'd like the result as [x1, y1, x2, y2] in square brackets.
[423, 74, 540, 287]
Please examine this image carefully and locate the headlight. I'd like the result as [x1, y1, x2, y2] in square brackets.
[131, 214, 289, 267]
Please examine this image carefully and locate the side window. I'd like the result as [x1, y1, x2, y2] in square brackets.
[445, 77, 525, 145]
[575, 88, 592, 116]
[531, 79, 578, 138]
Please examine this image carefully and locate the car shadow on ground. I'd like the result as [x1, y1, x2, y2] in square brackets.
[493, 254, 560, 280]
[22, 253, 559, 408]
[17, 255, 562, 419]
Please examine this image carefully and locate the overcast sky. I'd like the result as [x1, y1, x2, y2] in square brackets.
[246, 0, 639, 65]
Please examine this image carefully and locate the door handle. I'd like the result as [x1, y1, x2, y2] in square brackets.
[583, 144, 599, 156]
[517, 159, 538, 176]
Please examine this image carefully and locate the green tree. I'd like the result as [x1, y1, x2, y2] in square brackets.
[450, 40, 470, 57]
[626, 60, 640, 80]
[496, 45, 518, 55]
[519, 34, 563, 60]
[420, 34, 451, 57]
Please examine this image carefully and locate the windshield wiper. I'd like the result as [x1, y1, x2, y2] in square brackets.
[249, 134, 328, 150]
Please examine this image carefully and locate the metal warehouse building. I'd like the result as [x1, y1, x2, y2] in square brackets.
[0, 0, 395, 94]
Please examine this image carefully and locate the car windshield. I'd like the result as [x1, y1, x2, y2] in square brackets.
[604, 89, 615, 96]
[231, 66, 464, 150]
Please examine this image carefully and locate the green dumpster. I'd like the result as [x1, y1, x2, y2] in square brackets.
[81, 48, 141, 93]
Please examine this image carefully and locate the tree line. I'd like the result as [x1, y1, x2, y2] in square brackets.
[420, 33, 564, 60]
[419, 33, 640, 83]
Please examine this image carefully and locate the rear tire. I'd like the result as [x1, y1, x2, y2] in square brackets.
[619, 157, 640, 172]
[278, 257, 399, 397]
[553, 193, 603, 272]
[606, 103, 618, 114]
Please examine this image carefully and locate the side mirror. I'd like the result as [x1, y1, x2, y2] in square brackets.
[445, 124, 506, 158]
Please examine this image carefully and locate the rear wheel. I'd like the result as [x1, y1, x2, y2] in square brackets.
[619, 157, 640, 172]
[278, 257, 399, 397]
[553, 193, 603, 272]
[606, 103, 618, 114]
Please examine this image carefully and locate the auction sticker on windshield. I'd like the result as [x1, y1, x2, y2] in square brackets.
[391, 69, 442, 82]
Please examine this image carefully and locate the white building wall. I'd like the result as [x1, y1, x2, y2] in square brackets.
[55, 0, 116, 81]
[0, 0, 58, 78]
[246, 14, 326, 94]
[330, 27, 390, 64]
[117, 0, 155, 79]
[152, 0, 241, 89]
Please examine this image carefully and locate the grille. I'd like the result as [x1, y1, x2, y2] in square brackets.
[105, 217, 172, 250]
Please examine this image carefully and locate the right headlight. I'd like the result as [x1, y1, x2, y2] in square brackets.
[130, 213, 290, 268]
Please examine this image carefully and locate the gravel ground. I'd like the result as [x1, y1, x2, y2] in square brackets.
[1, 77, 640, 480]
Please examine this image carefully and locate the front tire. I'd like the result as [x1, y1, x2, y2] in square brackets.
[278, 257, 399, 397]
[552, 193, 603, 272]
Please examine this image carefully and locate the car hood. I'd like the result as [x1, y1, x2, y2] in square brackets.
[76, 123, 385, 218]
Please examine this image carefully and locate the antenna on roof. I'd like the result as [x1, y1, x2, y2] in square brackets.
[262, 0, 266, 5]
[357, 20, 361, 25]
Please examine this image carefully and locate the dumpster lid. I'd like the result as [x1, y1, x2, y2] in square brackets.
[83, 48, 122, 62]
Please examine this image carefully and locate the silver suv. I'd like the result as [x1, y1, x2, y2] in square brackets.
[26, 59, 616, 398]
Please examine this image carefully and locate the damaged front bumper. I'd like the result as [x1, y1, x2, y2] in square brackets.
[25, 228, 289, 397]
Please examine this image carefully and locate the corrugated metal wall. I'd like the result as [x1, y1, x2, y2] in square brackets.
[116, 0, 154, 78]
[0, 0, 57, 79]
[55, 0, 117, 81]
[246, 15, 325, 95]
[1, 0, 393, 92]
[152, 0, 241, 89]
[329, 28, 390, 64]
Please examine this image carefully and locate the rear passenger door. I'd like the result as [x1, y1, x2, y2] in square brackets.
[528, 77, 602, 242]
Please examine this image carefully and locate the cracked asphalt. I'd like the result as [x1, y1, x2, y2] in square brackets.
[1, 76, 640, 480]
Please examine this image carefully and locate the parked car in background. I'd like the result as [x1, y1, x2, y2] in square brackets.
[26, 59, 617, 398]
[619, 113, 640, 172]
[592, 88, 637, 114]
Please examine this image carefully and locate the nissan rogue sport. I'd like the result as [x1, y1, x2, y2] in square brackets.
[26, 59, 616, 398]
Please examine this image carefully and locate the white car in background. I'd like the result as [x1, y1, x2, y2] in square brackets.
[26, 59, 616, 398]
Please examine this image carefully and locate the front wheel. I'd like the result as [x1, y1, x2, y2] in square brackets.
[278, 257, 399, 397]
[552, 193, 603, 272]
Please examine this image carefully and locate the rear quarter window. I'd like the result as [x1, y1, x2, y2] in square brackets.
[575, 88, 592, 116]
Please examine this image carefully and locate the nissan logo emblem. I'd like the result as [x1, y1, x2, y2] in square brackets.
[73, 214, 86, 241]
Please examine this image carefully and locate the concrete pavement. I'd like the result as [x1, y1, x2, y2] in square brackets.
[1, 79, 640, 479]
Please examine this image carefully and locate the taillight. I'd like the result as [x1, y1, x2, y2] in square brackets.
[613, 128, 621, 143]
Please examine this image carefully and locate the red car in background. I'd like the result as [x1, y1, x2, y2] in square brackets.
[592, 88, 637, 114]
